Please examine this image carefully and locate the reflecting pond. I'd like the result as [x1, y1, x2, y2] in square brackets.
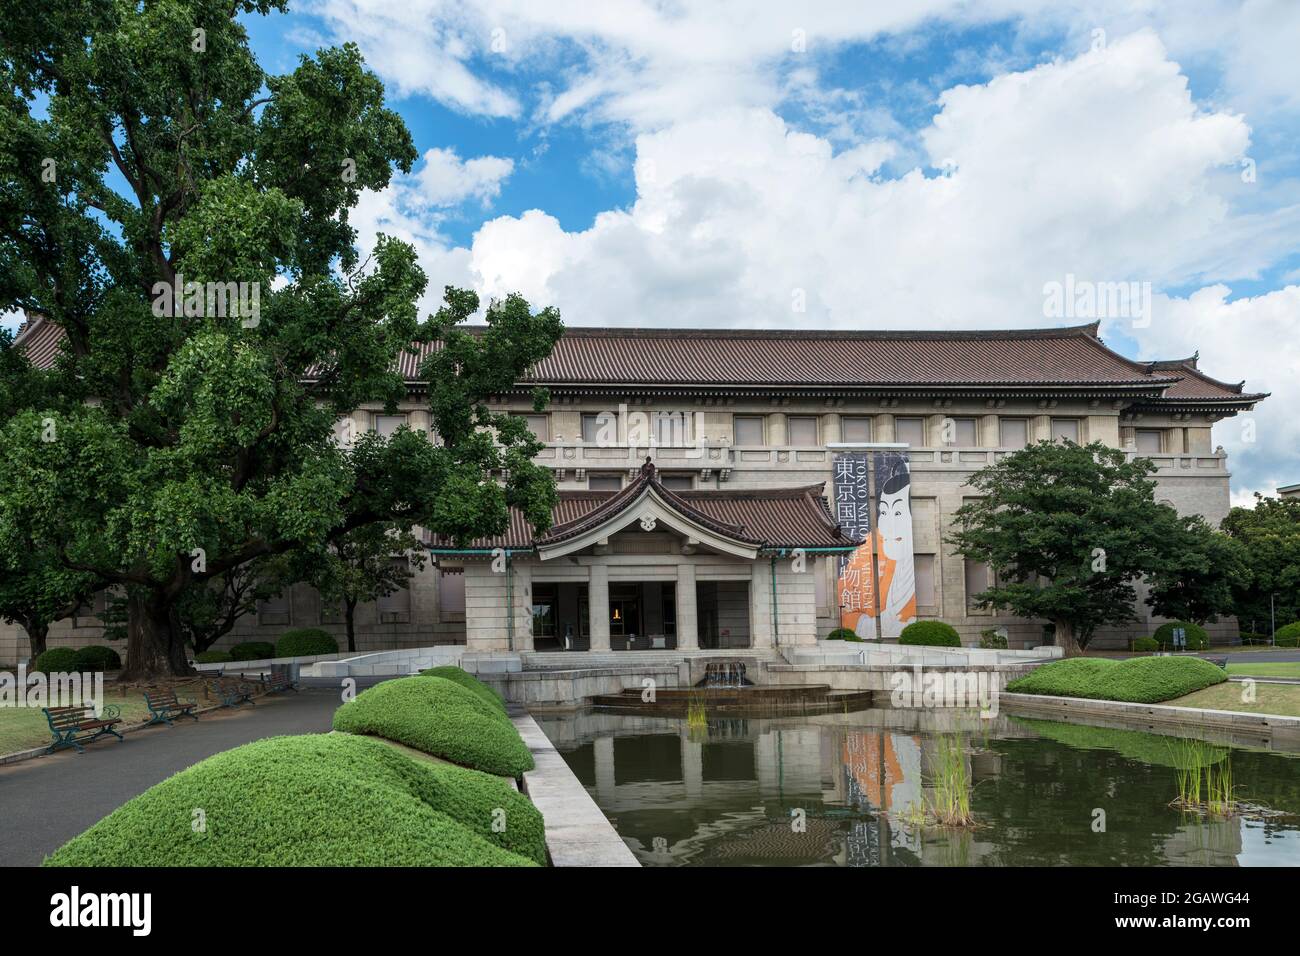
[536, 707, 1300, 866]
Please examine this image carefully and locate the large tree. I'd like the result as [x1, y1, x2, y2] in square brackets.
[1221, 494, 1300, 634]
[1142, 511, 1245, 627]
[0, 2, 560, 678]
[948, 441, 1188, 655]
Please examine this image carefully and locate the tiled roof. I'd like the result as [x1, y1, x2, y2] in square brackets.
[12, 313, 1265, 405]
[428, 460, 857, 553]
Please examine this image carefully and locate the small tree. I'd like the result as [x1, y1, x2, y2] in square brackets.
[0, 550, 98, 664]
[948, 441, 1180, 656]
[312, 524, 425, 653]
[1143, 512, 1246, 626]
[1221, 494, 1300, 633]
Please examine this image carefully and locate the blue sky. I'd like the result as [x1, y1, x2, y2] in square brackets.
[11, 1, 1300, 499]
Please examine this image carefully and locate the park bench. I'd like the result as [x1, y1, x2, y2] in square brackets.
[143, 688, 199, 726]
[214, 677, 256, 708]
[1205, 656, 1228, 670]
[262, 670, 299, 694]
[42, 704, 124, 754]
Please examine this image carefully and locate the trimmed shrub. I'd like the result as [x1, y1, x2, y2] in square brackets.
[1130, 637, 1158, 652]
[1274, 622, 1300, 648]
[32, 647, 79, 674]
[334, 676, 533, 777]
[72, 645, 122, 672]
[826, 627, 864, 642]
[1006, 656, 1227, 704]
[195, 650, 233, 664]
[978, 629, 1008, 650]
[229, 641, 276, 661]
[44, 734, 541, 867]
[1152, 620, 1208, 651]
[276, 628, 338, 658]
[898, 621, 962, 647]
[418, 666, 505, 713]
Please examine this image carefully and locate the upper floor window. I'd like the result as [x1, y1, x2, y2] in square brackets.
[733, 415, 765, 446]
[787, 416, 819, 445]
[841, 416, 873, 443]
[1135, 429, 1163, 453]
[522, 414, 549, 441]
[999, 418, 1029, 448]
[581, 413, 603, 444]
[652, 412, 692, 446]
[588, 474, 622, 491]
[374, 413, 407, 438]
[1050, 418, 1081, 443]
[895, 417, 925, 446]
[658, 473, 694, 491]
[946, 417, 977, 446]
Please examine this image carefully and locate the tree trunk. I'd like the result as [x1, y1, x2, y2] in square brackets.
[120, 592, 194, 680]
[23, 619, 49, 667]
[345, 599, 357, 653]
[1053, 619, 1085, 657]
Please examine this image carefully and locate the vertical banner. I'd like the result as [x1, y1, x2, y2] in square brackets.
[873, 450, 916, 639]
[834, 453, 877, 638]
[834, 450, 917, 640]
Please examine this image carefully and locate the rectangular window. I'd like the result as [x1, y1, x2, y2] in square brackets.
[523, 414, 549, 441]
[895, 417, 925, 446]
[949, 417, 977, 446]
[581, 413, 601, 444]
[588, 474, 622, 491]
[733, 415, 765, 446]
[653, 412, 692, 446]
[841, 416, 873, 443]
[258, 592, 291, 626]
[915, 554, 936, 607]
[787, 416, 819, 445]
[1051, 418, 1081, 443]
[964, 560, 992, 612]
[1135, 429, 1163, 453]
[378, 561, 411, 623]
[532, 583, 557, 639]
[438, 568, 465, 618]
[999, 418, 1029, 448]
[658, 474, 694, 490]
[374, 413, 407, 438]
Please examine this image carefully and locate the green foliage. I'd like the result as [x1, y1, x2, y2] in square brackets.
[826, 627, 863, 642]
[72, 645, 121, 672]
[1012, 717, 1228, 770]
[1143, 514, 1245, 625]
[333, 675, 533, 777]
[275, 628, 338, 658]
[195, 650, 232, 664]
[899, 621, 962, 647]
[1131, 637, 1159, 652]
[418, 666, 505, 713]
[32, 647, 78, 674]
[978, 628, 1008, 649]
[1221, 496, 1300, 630]
[1006, 656, 1227, 703]
[1152, 620, 1209, 651]
[1275, 622, 1300, 648]
[229, 641, 275, 661]
[308, 524, 423, 652]
[44, 734, 541, 867]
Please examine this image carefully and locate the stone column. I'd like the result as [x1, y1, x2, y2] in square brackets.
[750, 560, 773, 649]
[594, 735, 617, 804]
[681, 731, 703, 800]
[676, 562, 699, 650]
[589, 564, 611, 651]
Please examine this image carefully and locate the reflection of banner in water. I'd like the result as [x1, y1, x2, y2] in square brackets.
[834, 451, 916, 639]
[841, 731, 923, 812]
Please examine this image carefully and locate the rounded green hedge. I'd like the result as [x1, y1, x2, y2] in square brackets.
[32, 647, 79, 674]
[979, 629, 1008, 650]
[229, 641, 276, 661]
[1130, 637, 1158, 652]
[333, 676, 533, 777]
[276, 628, 339, 658]
[1274, 622, 1300, 648]
[72, 645, 122, 672]
[898, 621, 962, 647]
[418, 666, 505, 713]
[825, 627, 863, 642]
[195, 650, 233, 664]
[1152, 620, 1208, 651]
[1006, 656, 1227, 704]
[43, 734, 542, 867]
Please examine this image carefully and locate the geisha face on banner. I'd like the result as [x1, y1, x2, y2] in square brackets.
[875, 452, 916, 639]
[877, 461, 913, 563]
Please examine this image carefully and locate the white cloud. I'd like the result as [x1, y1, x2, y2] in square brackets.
[410, 147, 514, 207]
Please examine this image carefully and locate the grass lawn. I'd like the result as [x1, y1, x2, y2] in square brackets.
[1168, 682, 1300, 718]
[1224, 662, 1300, 679]
[0, 678, 211, 755]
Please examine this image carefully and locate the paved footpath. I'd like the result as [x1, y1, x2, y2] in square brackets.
[0, 690, 340, 866]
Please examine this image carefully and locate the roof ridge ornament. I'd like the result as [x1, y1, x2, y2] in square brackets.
[640, 456, 656, 478]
